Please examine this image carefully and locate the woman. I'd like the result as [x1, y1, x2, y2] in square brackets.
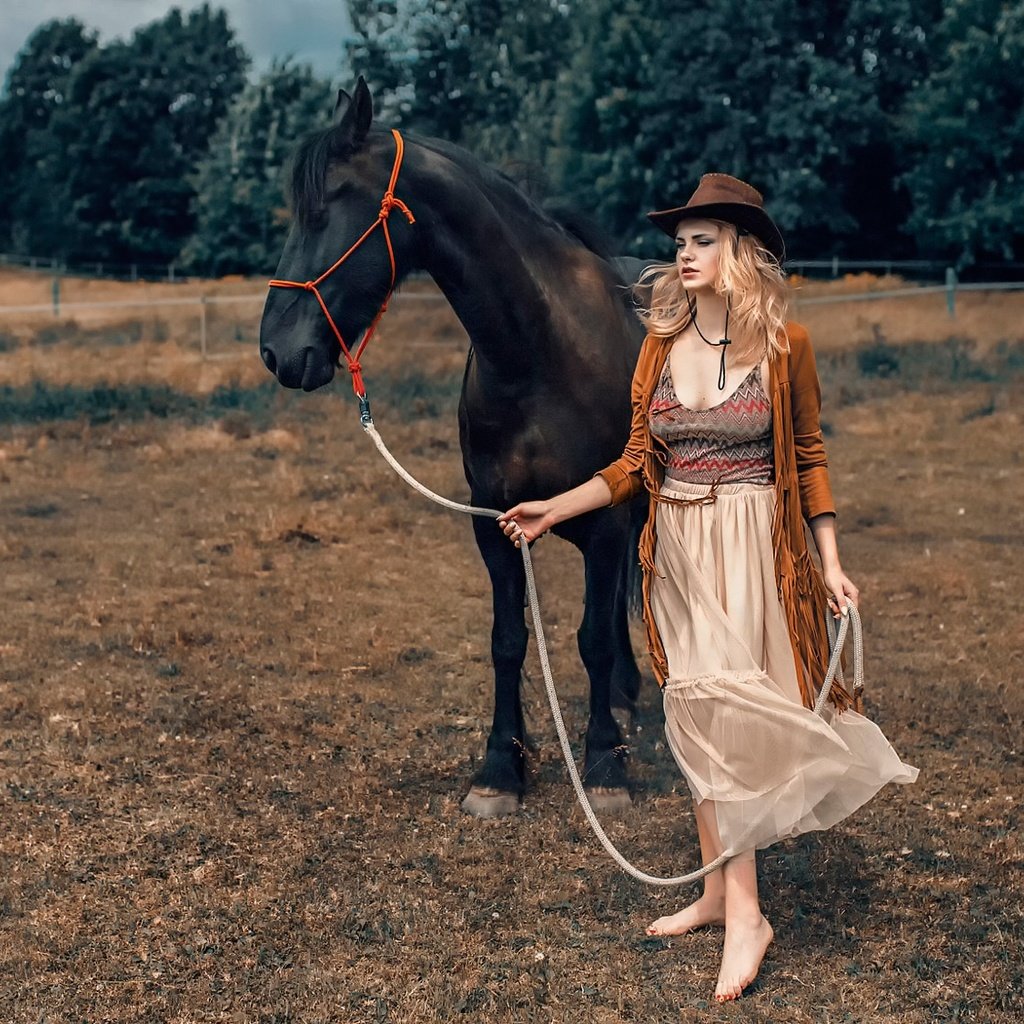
[497, 174, 918, 1003]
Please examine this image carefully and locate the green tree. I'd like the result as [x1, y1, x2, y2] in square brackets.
[459, 0, 573, 171]
[547, 0, 664, 249]
[640, 3, 883, 255]
[183, 61, 335, 276]
[52, 3, 249, 264]
[344, 0, 571, 170]
[813, 0, 941, 257]
[343, 0, 421, 123]
[900, 0, 1024, 265]
[553, 0, 942, 257]
[0, 18, 98, 254]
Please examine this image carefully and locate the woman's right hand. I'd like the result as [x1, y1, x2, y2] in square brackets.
[495, 478, 612, 547]
[497, 502, 554, 547]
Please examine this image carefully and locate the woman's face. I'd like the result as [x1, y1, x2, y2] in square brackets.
[674, 219, 722, 292]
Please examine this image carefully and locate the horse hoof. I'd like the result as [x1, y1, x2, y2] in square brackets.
[584, 786, 633, 814]
[461, 786, 521, 818]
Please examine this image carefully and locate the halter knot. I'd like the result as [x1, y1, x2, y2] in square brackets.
[347, 360, 366, 399]
[302, 281, 316, 292]
[379, 192, 396, 219]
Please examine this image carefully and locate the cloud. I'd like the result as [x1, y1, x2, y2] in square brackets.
[228, 1, 351, 78]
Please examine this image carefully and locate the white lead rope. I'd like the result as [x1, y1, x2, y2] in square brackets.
[363, 416, 862, 886]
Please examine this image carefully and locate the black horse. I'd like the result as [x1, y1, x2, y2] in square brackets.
[260, 78, 648, 816]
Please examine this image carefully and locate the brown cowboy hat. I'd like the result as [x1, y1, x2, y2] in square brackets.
[647, 173, 785, 263]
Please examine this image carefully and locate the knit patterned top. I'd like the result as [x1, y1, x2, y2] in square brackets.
[649, 357, 773, 485]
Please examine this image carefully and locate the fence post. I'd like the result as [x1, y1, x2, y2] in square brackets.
[831, 255, 839, 277]
[945, 267, 957, 318]
[199, 296, 208, 359]
[51, 271, 61, 317]
[168, 262, 175, 283]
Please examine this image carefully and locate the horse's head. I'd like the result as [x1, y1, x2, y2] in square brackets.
[259, 78, 418, 391]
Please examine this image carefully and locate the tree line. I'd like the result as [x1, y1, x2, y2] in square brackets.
[0, 5, 332, 276]
[1, 1, 1020, 277]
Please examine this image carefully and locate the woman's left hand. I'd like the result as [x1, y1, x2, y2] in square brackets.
[822, 568, 859, 618]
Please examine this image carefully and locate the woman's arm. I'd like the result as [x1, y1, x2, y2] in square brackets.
[788, 326, 859, 615]
[809, 514, 859, 615]
[787, 326, 836, 519]
[497, 476, 612, 547]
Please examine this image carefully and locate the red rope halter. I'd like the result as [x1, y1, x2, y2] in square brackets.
[268, 128, 415, 401]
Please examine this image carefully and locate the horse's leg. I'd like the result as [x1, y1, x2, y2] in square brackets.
[563, 510, 633, 812]
[610, 497, 646, 722]
[461, 515, 529, 818]
[609, 550, 642, 724]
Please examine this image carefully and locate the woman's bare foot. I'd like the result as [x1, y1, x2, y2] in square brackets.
[645, 895, 726, 937]
[714, 914, 773, 1001]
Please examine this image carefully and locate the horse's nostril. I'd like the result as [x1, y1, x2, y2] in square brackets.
[261, 348, 277, 375]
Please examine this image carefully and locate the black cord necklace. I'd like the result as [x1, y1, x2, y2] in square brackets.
[687, 294, 731, 390]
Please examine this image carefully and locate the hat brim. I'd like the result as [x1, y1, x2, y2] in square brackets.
[647, 202, 785, 264]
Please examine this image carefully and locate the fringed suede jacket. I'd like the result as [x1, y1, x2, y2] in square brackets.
[595, 322, 855, 711]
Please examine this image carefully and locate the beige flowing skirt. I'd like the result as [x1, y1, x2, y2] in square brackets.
[651, 478, 918, 857]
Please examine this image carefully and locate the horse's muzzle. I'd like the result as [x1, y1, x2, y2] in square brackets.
[261, 342, 336, 391]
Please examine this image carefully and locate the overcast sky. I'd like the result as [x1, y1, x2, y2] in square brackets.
[2, 1, 354, 86]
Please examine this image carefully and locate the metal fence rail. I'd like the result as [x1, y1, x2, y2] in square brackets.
[4, 280, 1023, 318]
[795, 280, 1024, 307]
[0, 252, 183, 281]
[0, 291, 446, 358]
[2, 281, 1022, 358]
[0, 291, 443, 316]
[6, 249, 1024, 282]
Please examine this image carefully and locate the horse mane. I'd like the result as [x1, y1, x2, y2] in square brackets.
[289, 126, 338, 230]
[288, 125, 613, 262]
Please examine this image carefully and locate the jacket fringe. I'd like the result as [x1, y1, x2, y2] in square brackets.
[769, 365, 856, 713]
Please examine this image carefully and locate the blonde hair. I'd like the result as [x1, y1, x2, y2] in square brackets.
[637, 221, 790, 361]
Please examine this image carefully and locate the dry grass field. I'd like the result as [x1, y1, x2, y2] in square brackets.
[0, 268, 1022, 1023]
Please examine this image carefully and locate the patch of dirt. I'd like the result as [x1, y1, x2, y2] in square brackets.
[0, 280, 1022, 1021]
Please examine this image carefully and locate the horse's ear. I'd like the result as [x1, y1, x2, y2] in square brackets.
[332, 76, 373, 152]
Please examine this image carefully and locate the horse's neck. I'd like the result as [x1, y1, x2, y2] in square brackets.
[406, 149, 576, 378]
